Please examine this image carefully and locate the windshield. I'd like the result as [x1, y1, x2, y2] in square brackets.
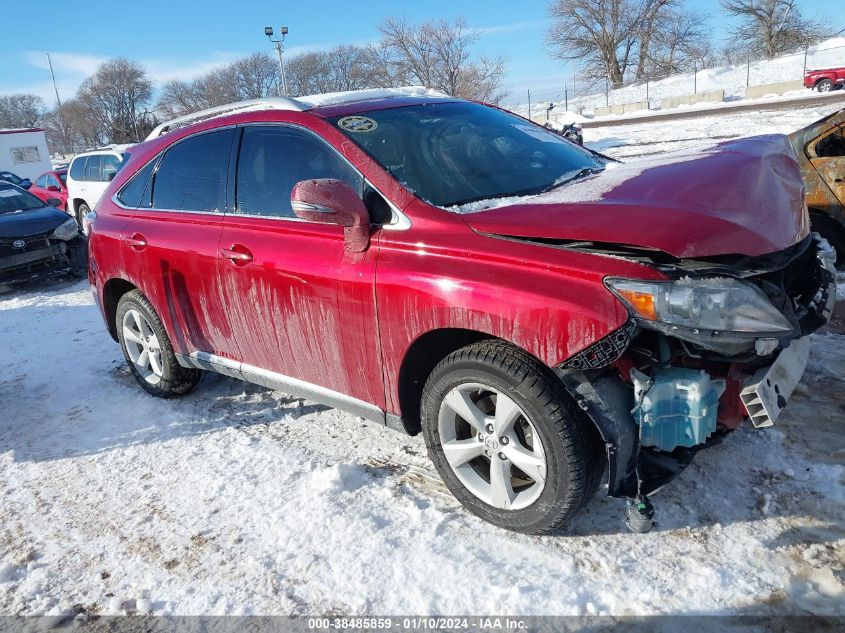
[0, 172, 23, 185]
[0, 185, 47, 214]
[330, 101, 605, 208]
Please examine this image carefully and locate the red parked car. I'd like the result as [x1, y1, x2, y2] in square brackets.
[804, 66, 845, 92]
[28, 169, 69, 212]
[87, 90, 836, 534]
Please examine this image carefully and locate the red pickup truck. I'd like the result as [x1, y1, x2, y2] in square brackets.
[804, 67, 845, 92]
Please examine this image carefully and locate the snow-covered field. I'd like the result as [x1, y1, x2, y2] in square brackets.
[1, 103, 844, 619]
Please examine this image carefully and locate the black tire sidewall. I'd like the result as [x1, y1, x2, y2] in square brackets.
[422, 356, 583, 534]
[76, 203, 90, 230]
[116, 291, 196, 397]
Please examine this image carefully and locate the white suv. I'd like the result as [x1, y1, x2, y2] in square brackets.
[66, 148, 127, 227]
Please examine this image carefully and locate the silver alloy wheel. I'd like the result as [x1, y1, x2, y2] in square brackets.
[818, 81, 832, 92]
[437, 382, 547, 510]
[122, 308, 164, 385]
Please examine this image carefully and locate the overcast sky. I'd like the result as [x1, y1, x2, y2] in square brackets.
[2, 0, 842, 107]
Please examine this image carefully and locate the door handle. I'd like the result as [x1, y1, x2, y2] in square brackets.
[125, 233, 147, 251]
[221, 244, 253, 265]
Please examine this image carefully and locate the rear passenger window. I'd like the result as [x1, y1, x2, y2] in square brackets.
[117, 158, 158, 208]
[70, 157, 87, 181]
[151, 129, 234, 212]
[35, 175, 48, 187]
[235, 126, 362, 218]
[85, 155, 102, 181]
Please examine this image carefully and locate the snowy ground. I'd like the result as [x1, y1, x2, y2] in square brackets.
[584, 101, 845, 160]
[1, 104, 845, 619]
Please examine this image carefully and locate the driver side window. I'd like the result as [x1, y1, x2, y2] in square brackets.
[235, 126, 363, 218]
[815, 127, 845, 158]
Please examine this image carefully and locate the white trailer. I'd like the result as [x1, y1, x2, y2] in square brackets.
[0, 128, 52, 181]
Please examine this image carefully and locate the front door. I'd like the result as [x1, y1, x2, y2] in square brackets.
[218, 124, 383, 407]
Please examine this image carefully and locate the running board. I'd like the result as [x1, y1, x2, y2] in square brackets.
[175, 351, 386, 425]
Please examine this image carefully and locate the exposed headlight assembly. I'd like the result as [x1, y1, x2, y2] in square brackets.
[606, 277, 793, 352]
[51, 218, 79, 241]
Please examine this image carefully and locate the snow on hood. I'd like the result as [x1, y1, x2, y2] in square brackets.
[459, 134, 810, 258]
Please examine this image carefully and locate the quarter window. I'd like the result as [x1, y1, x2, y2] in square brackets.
[151, 129, 234, 213]
[235, 126, 362, 218]
[117, 158, 158, 208]
[815, 127, 845, 158]
[35, 175, 49, 187]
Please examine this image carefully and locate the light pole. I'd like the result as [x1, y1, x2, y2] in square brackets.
[265, 26, 289, 96]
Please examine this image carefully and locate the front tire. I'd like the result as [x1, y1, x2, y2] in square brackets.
[421, 340, 604, 534]
[116, 290, 202, 397]
[816, 78, 833, 92]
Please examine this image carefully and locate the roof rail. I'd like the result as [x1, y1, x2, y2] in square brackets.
[145, 97, 310, 141]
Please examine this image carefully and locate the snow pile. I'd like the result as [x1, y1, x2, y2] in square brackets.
[510, 37, 845, 116]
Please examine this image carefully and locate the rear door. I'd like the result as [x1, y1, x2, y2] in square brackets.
[120, 128, 241, 361]
[811, 124, 845, 206]
[217, 124, 383, 406]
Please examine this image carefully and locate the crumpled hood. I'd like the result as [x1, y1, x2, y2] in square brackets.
[462, 135, 809, 258]
[0, 205, 69, 239]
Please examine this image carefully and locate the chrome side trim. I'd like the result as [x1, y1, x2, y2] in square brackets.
[175, 352, 386, 424]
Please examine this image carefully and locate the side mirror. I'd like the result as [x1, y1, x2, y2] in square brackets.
[47, 185, 60, 192]
[291, 179, 371, 253]
[47, 198, 61, 207]
[20, 178, 32, 189]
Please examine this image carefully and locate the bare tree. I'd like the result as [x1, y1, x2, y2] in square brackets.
[77, 59, 153, 143]
[0, 94, 45, 128]
[649, 8, 715, 75]
[721, 0, 829, 58]
[378, 17, 507, 101]
[157, 53, 278, 118]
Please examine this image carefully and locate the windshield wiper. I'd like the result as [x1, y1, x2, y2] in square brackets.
[539, 167, 603, 194]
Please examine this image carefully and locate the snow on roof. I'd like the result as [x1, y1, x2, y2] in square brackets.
[147, 87, 452, 140]
[297, 86, 450, 108]
[0, 128, 44, 135]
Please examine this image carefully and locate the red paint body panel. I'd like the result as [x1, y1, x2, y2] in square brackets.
[88, 99, 810, 421]
[29, 170, 68, 212]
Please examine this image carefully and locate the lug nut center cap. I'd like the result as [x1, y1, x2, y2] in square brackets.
[485, 438, 499, 451]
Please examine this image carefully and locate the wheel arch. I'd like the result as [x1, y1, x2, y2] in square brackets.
[396, 328, 499, 435]
[102, 278, 138, 341]
[809, 209, 845, 266]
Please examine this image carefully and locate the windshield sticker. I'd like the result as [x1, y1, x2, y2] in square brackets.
[513, 124, 566, 143]
[0, 190, 21, 198]
[338, 116, 379, 133]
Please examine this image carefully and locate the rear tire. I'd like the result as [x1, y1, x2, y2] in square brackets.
[816, 78, 833, 92]
[116, 290, 202, 398]
[76, 202, 90, 233]
[421, 340, 604, 534]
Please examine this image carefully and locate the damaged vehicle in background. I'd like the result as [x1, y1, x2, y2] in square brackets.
[87, 89, 836, 534]
[789, 107, 845, 267]
[0, 182, 88, 284]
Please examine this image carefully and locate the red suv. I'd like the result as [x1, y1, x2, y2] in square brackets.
[87, 90, 836, 534]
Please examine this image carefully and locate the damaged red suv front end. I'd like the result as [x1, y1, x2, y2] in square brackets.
[89, 93, 836, 533]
